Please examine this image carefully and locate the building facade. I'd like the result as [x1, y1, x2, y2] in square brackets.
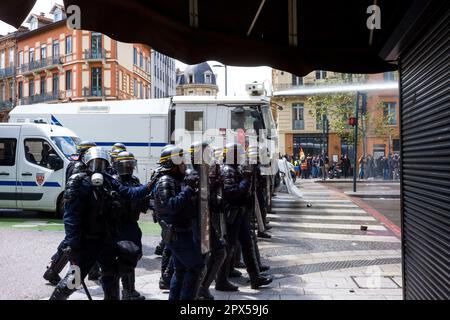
[272, 69, 400, 164]
[13, 4, 151, 110]
[151, 50, 176, 98]
[176, 62, 219, 96]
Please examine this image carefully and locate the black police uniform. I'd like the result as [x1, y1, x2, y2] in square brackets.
[216, 164, 272, 290]
[49, 173, 150, 300]
[185, 165, 227, 300]
[114, 173, 147, 299]
[154, 170, 205, 300]
[43, 159, 88, 285]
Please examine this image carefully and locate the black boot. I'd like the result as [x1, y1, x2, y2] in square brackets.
[43, 249, 68, 285]
[259, 265, 270, 272]
[121, 271, 145, 300]
[229, 268, 242, 278]
[215, 247, 238, 292]
[199, 287, 214, 300]
[154, 241, 165, 256]
[43, 267, 61, 286]
[101, 274, 120, 300]
[49, 271, 77, 300]
[88, 263, 101, 281]
[257, 231, 272, 239]
[249, 272, 273, 289]
[199, 248, 226, 300]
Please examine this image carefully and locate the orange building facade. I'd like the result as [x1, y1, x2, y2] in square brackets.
[10, 6, 151, 110]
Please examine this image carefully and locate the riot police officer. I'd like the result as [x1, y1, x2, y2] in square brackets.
[114, 151, 147, 300]
[215, 143, 272, 291]
[186, 142, 227, 300]
[43, 141, 97, 285]
[153, 145, 206, 300]
[49, 147, 153, 300]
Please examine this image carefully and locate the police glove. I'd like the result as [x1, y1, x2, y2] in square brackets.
[184, 172, 200, 190]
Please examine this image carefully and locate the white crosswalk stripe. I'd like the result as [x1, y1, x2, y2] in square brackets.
[268, 213, 376, 221]
[269, 221, 387, 231]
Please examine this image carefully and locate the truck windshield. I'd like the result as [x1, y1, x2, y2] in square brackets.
[231, 106, 264, 134]
[260, 105, 277, 139]
[51, 136, 81, 159]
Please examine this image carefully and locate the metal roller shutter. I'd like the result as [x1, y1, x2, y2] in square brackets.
[399, 6, 450, 299]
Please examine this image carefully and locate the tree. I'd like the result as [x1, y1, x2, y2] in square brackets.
[372, 102, 398, 154]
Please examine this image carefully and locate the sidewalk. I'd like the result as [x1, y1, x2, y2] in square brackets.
[63, 180, 403, 300]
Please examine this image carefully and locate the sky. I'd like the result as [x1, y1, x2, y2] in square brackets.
[0, 0, 272, 96]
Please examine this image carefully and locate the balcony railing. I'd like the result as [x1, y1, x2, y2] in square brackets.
[19, 56, 63, 74]
[20, 92, 61, 105]
[0, 100, 14, 111]
[293, 120, 305, 130]
[83, 49, 106, 61]
[0, 66, 15, 79]
[83, 86, 104, 98]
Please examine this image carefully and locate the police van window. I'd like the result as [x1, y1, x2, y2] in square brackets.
[231, 107, 263, 133]
[185, 111, 203, 132]
[0, 139, 16, 166]
[51, 136, 81, 159]
[24, 138, 62, 169]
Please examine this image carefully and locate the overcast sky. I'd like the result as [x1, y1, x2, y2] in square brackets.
[0, 0, 272, 96]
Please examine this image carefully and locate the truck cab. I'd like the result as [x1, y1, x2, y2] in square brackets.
[0, 122, 79, 215]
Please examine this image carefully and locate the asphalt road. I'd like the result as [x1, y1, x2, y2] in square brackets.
[0, 210, 161, 300]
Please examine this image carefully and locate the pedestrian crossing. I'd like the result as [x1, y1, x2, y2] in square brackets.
[268, 181, 400, 243]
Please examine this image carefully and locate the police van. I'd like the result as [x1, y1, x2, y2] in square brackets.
[9, 94, 279, 184]
[0, 122, 80, 216]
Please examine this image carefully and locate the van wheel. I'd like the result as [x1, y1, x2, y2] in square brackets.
[56, 194, 64, 219]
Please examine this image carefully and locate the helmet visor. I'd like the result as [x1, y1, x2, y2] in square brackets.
[87, 158, 109, 173]
[117, 159, 137, 175]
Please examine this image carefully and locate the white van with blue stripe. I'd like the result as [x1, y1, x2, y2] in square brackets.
[0, 122, 79, 216]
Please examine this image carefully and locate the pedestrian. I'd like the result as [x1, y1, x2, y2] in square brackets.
[358, 155, 365, 180]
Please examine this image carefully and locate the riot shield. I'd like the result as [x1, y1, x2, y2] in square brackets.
[199, 163, 211, 255]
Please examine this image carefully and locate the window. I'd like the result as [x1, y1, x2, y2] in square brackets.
[30, 18, 38, 31]
[0, 50, 4, 69]
[185, 111, 203, 131]
[133, 78, 137, 97]
[51, 136, 80, 159]
[65, 36, 72, 54]
[188, 90, 194, 95]
[188, 74, 194, 84]
[8, 48, 14, 66]
[91, 33, 102, 56]
[139, 52, 143, 68]
[52, 74, 59, 94]
[19, 51, 23, 66]
[292, 74, 303, 86]
[24, 138, 62, 170]
[292, 103, 304, 130]
[40, 76, 46, 95]
[91, 67, 102, 96]
[0, 139, 16, 166]
[18, 81, 23, 99]
[373, 144, 386, 159]
[65, 70, 72, 90]
[315, 70, 327, 80]
[393, 139, 400, 153]
[204, 72, 212, 84]
[383, 102, 397, 125]
[53, 40, 59, 57]
[29, 48, 35, 63]
[54, 8, 63, 22]
[205, 90, 211, 95]
[133, 48, 137, 65]
[40, 46, 46, 60]
[29, 80, 35, 97]
[384, 72, 395, 81]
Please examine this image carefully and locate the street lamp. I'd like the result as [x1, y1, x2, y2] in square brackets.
[213, 63, 228, 96]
